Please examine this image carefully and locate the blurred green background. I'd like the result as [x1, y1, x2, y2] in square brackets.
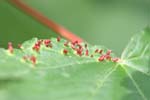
[0, 0, 150, 56]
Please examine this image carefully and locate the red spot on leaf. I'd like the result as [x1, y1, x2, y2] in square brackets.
[77, 44, 82, 50]
[106, 50, 112, 55]
[18, 44, 22, 49]
[85, 49, 89, 56]
[90, 54, 93, 58]
[105, 55, 111, 60]
[71, 45, 76, 50]
[44, 39, 51, 47]
[76, 49, 83, 56]
[63, 49, 68, 55]
[8, 42, 13, 53]
[37, 40, 43, 45]
[30, 56, 36, 64]
[72, 40, 78, 46]
[112, 58, 119, 62]
[32, 45, 40, 52]
[64, 41, 69, 47]
[57, 36, 61, 42]
[85, 44, 87, 48]
[74, 40, 78, 44]
[95, 49, 99, 53]
[99, 49, 103, 54]
[23, 56, 28, 60]
[98, 55, 105, 61]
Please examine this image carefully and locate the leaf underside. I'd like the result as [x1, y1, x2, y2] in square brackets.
[0, 28, 150, 100]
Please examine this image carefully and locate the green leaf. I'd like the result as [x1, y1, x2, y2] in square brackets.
[0, 28, 150, 100]
[119, 27, 150, 100]
[0, 49, 30, 79]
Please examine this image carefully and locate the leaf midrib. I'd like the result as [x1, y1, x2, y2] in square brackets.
[121, 65, 148, 100]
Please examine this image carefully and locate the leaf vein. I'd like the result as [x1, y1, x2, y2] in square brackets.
[121, 66, 148, 100]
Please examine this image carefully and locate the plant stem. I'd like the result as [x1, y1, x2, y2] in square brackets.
[9, 0, 83, 42]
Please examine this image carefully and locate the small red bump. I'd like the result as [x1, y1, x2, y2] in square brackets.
[85, 49, 89, 56]
[30, 56, 36, 64]
[77, 44, 82, 50]
[72, 40, 78, 46]
[106, 50, 112, 55]
[112, 58, 119, 62]
[23, 56, 28, 60]
[76, 49, 82, 56]
[64, 41, 69, 47]
[35, 43, 40, 47]
[99, 49, 103, 54]
[18, 44, 22, 49]
[63, 49, 68, 55]
[85, 44, 87, 48]
[44, 39, 51, 47]
[49, 44, 53, 48]
[98, 55, 105, 61]
[57, 36, 61, 42]
[95, 49, 99, 53]
[32, 45, 40, 52]
[74, 40, 78, 44]
[90, 54, 93, 58]
[8, 42, 13, 53]
[37, 40, 43, 45]
[71, 42, 75, 46]
[105, 55, 111, 60]
[71, 45, 76, 50]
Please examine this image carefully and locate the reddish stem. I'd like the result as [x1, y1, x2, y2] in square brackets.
[9, 0, 83, 43]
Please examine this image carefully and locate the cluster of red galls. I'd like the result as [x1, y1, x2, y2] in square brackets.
[62, 40, 89, 57]
[97, 49, 119, 62]
[7, 37, 61, 65]
[7, 37, 119, 65]
[62, 40, 119, 63]
[8, 42, 37, 64]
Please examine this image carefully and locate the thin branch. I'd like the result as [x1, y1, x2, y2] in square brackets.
[9, 0, 83, 43]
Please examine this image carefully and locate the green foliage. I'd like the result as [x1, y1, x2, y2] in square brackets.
[0, 28, 149, 100]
